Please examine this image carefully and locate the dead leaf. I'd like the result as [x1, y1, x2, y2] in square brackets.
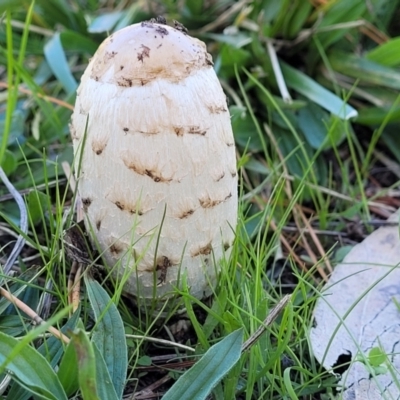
[310, 211, 400, 399]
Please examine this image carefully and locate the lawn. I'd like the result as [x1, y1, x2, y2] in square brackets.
[0, 1, 400, 399]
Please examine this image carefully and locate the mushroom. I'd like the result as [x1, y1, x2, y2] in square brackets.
[71, 21, 237, 303]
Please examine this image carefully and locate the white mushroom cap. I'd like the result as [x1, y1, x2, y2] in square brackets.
[71, 22, 237, 303]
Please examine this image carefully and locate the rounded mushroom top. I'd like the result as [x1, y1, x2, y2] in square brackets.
[88, 21, 213, 87]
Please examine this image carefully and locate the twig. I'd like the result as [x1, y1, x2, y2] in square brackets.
[241, 294, 291, 352]
[0, 82, 74, 110]
[0, 167, 28, 274]
[134, 374, 172, 399]
[126, 334, 195, 353]
[0, 287, 70, 344]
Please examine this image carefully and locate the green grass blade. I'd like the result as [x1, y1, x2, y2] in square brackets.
[84, 275, 128, 399]
[280, 62, 358, 120]
[0, 332, 67, 400]
[162, 329, 244, 400]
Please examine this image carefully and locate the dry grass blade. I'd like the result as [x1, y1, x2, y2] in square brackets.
[241, 294, 291, 352]
[0, 82, 74, 110]
[0, 287, 70, 344]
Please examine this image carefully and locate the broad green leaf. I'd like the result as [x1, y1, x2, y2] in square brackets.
[93, 344, 119, 400]
[84, 275, 127, 399]
[27, 190, 49, 225]
[355, 106, 400, 125]
[366, 37, 400, 67]
[206, 33, 252, 48]
[382, 126, 400, 163]
[230, 106, 263, 152]
[286, 0, 312, 38]
[0, 315, 26, 337]
[7, 309, 80, 400]
[0, 332, 67, 400]
[162, 329, 243, 400]
[313, 0, 366, 48]
[298, 103, 330, 149]
[329, 51, 400, 90]
[70, 328, 98, 400]
[57, 340, 79, 396]
[368, 347, 387, 367]
[59, 31, 98, 54]
[44, 32, 77, 94]
[1, 150, 17, 175]
[280, 62, 358, 120]
[88, 11, 124, 33]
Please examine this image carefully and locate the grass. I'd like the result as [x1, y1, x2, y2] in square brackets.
[0, 0, 400, 399]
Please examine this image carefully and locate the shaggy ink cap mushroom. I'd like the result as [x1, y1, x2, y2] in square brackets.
[71, 21, 238, 305]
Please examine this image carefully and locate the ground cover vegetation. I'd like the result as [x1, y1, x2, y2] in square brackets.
[0, 0, 400, 399]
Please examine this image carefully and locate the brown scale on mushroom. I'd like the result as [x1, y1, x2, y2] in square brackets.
[207, 105, 227, 114]
[137, 45, 150, 63]
[82, 198, 92, 212]
[224, 241, 233, 251]
[215, 172, 225, 182]
[155, 26, 169, 37]
[191, 242, 213, 257]
[114, 200, 143, 215]
[187, 126, 207, 136]
[91, 138, 108, 155]
[69, 123, 79, 140]
[178, 208, 195, 219]
[122, 157, 173, 183]
[109, 242, 124, 257]
[105, 51, 117, 60]
[174, 126, 184, 136]
[157, 256, 172, 286]
[173, 20, 188, 33]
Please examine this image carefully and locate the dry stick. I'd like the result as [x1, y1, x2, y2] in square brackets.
[134, 375, 173, 399]
[72, 264, 83, 313]
[241, 294, 291, 352]
[0, 82, 74, 110]
[0, 288, 70, 344]
[67, 261, 82, 314]
[126, 335, 195, 353]
[0, 167, 28, 274]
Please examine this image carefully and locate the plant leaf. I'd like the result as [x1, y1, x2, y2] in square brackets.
[280, 62, 358, 120]
[162, 328, 243, 400]
[70, 328, 99, 400]
[0, 332, 67, 400]
[44, 32, 77, 94]
[57, 340, 79, 396]
[93, 344, 119, 400]
[365, 37, 400, 67]
[84, 275, 127, 399]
